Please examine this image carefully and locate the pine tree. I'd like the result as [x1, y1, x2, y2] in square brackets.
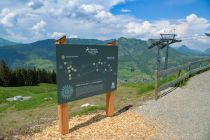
[0, 60, 57, 87]
[10, 71, 18, 86]
[32, 67, 38, 85]
[52, 70, 56, 84]
[0, 60, 11, 86]
[15, 69, 24, 86]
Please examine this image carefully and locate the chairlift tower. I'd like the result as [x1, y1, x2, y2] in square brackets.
[160, 33, 176, 70]
[149, 33, 181, 72]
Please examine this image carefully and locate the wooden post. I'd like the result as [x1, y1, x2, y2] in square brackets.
[154, 70, 159, 100]
[106, 40, 117, 117]
[57, 103, 69, 134]
[209, 60, 210, 70]
[56, 36, 69, 135]
[154, 46, 160, 101]
[188, 62, 191, 77]
[178, 65, 182, 77]
[164, 45, 169, 70]
[106, 91, 115, 117]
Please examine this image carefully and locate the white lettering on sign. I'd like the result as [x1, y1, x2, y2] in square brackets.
[86, 47, 98, 55]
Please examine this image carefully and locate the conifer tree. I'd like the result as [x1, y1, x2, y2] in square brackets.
[0, 60, 11, 86]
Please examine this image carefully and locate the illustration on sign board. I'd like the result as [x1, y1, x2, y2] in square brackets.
[56, 44, 118, 104]
[61, 85, 74, 100]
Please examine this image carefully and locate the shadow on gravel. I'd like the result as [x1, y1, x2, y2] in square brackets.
[159, 87, 177, 99]
[69, 105, 133, 132]
[69, 114, 106, 132]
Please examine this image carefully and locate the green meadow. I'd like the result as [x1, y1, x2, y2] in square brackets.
[0, 83, 154, 136]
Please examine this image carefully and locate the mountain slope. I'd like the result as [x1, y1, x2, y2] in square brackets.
[174, 45, 203, 56]
[0, 37, 202, 82]
[204, 48, 210, 55]
[0, 38, 18, 46]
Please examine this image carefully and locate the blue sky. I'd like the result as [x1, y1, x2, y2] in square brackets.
[111, 0, 210, 20]
[0, 0, 210, 50]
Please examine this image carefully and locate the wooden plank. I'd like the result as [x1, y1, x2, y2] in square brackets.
[106, 41, 116, 117]
[56, 35, 69, 135]
[189, 65, 210, 75]
[56, 36, 66, 44]
[158, 58, 210, 92]
[159, 63, 190, 77]
[159, 58, 210, 77]
[159, 64, 210, 92]
[190, 59, 209, 65]
[159, 72, 189, 91]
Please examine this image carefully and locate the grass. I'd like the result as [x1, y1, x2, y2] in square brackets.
[118, 68, 151, 83]
[0, 83, 152, 137]
[0, 83, 151, 114]
[121, 68, 210, 99]
[121, 72, 183, 95]
[71, 106, 106, 117]
[121, 82, 154, 94]
[2, 68, 206, 137]
[0, 83, 57, 112]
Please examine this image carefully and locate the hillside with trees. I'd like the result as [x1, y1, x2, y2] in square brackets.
[0, 60, 56, 87]
[0, 37, 206, 83]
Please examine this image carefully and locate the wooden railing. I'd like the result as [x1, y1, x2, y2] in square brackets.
[154, 58, 210, 100]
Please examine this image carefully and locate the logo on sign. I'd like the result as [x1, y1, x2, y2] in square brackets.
[86, 47, 98, 55]
[61, 85, 73, 100]
[111, 82, 116, 89]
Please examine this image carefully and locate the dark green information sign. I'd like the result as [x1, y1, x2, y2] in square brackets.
[56, 44, 118, 104]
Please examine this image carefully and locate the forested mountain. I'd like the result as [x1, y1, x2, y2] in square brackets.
[0, 38, 18, 47]
[174, 45, 205, 56]
[0, 37, 204, 82]
[204, 48, 210, 55]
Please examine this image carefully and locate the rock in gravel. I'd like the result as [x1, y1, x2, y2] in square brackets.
[0, 135, 4, 140]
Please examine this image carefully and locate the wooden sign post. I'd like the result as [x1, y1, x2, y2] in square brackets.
[55, 37, 117, 135]
[106, 41, 117, 117]
[56, 36, 69, 135]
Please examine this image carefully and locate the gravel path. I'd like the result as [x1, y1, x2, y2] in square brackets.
[20, 111, 161, 140]
[136, 70, 210, 140]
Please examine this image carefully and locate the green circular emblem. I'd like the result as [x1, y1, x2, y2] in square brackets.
[61, 85, 73, 100]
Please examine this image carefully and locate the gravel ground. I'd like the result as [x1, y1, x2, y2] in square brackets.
[20, 111, 163, 140]
[136, 70, 210, 140]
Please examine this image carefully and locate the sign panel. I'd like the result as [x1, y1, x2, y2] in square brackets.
[56, 44, 118, 104]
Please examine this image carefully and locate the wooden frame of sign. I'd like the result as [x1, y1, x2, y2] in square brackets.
[55, 36, 116, 135]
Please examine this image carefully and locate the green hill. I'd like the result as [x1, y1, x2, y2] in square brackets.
[0, 37, 203, 82]
[204, 48, 210, 55]
[174, 45, 207, 56]
[0, 38, 18, 47]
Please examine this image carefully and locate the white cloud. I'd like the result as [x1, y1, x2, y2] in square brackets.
[69, 35, 78, 38]
[32, 20, 46, 32]
[80, 4, 104, 14]
[121, 8, 131, 13]
[0, 1, 210, 51]
[0, 8, 18, 27]
[125, 14, 210, 39]
[126, 21, 152, 34]
[123, 13, 210, 50]
[51, 32, 65, 39]
[28, 0, 44, 9]
[0, 8, 10, 16]
[109, 0, 125, 7]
